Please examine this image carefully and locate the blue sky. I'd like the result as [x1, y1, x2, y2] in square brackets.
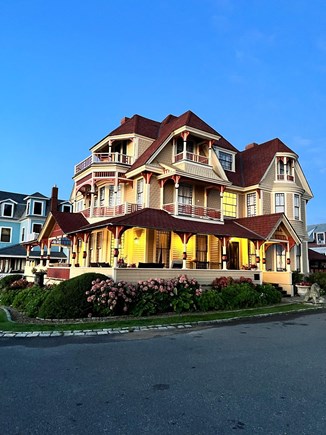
[0, 0, 325, 224]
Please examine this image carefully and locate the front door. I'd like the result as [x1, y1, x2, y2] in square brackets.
[227, 242, 239, 270]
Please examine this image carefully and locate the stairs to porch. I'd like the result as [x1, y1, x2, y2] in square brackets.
[270, 283, 291, 298]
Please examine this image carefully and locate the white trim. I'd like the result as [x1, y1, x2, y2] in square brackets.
[0, 226, 12, 243]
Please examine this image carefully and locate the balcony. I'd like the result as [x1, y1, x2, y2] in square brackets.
[174, 151, 209, 165]
[81, 202, 142, 218]
[163, 203, 221, 221]
[277, 174, 294, 181]
[75, 152, 133, 175]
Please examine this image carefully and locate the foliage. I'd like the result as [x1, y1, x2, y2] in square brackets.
[212, 276, 253, 291]
[195, 289, 223, 312]
[0, 289, 21, 306]
[38, 273, 108, 319]
[12, 286, 51, 317]
[0, 274, 23, 290]
[255, 284, 283, 305]
[86, 278, 138, 316]
[10, 278, 33, 290]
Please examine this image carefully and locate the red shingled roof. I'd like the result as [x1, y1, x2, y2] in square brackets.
[52, 211, 89, 234]
[308, 249, 326, 261]
[107, 114, 161, 139]
[71, 208, 264, 240]
[237, 138, 296, 187]
[235, 213, 285, 239]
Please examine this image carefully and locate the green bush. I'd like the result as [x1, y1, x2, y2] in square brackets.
[256, 284, 282, 305]
[219, 283, 260, 309]
[0, 274, 23, 290]
[195, 289, 223, 312]
[0, 289, 21, 306]
[12, 286, 51, 318]
[38, 273, 108, 319]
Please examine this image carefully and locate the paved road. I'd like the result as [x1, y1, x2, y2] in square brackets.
[1, 311, 326, 434]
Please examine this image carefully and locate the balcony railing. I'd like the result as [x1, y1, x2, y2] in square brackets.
[163, 203, 221, 221]
[174, 151, 209, 165]
[82, 203, 142, 218]
[75, 152, 133, 175]
[277, 174, 294, 181]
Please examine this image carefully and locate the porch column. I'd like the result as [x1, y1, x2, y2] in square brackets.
[83, 234, 89, 267]
[40, 242, 45, 267]
[26, 245, 31, 267]
[208, 140, 213, 165]
[255, 241, 261, 271]
[181, 131, 189, 160]
[182, 234, 187, 269]
[72, 236, 77, 267]
[113, 172, 119, 216]
[159, 180, 164, 210]
[286, 245, 291, 272]
[90, 185, 96, 218]
[46, 241, 51, 267]
[222, 237, 228, 270]
[220, 186, 225, 221]
[172, 175, 181, 216]
[113, 243, 119, 268]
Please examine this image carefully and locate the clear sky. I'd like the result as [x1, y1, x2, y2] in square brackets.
[0, 0, 325, 224]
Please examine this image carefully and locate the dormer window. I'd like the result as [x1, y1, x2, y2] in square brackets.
[277, 157, 294, 181]
[1, 203, 13, 217]
[33, 201, 43, 215]
[317, 232, 325, 245]
[218, 151, 233, 171]
[62, 204, 72, 213]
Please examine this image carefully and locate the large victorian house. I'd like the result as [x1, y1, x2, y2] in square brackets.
[28, 111, 313, 295]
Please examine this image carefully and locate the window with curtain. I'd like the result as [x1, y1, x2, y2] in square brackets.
[223, 192, 237, 217]
[275, 193, 285, 213]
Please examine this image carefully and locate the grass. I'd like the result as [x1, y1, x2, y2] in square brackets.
[0, 303, 321, 333]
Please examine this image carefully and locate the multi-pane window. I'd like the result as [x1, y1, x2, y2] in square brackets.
[275, 193, 285, 213]
[137, 179, 144, 206]
[108, 185, 121, 207]
[247, 193, 256, 217]
[277, 158, 294, 181]
[223, 192, 237, 218]
[317, 232, 325, 245]
[178, 184, 192, 205]
[0, 227, 11, 243]
[294, 194, 300, 220]
[99, 187, 105, 207]
[276, 244, 286, 271]
[219, 151, 233, 171]
[21, 227, 25, 242]
[2, 203, 13, 217]
[33, 201, 43, 215]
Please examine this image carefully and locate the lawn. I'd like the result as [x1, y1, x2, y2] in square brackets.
[0, 304, 320, 333]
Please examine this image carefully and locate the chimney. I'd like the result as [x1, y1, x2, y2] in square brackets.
[50, 185, 58, 212]
[120, 116, 129, 125]
[245, 142, 258, 150]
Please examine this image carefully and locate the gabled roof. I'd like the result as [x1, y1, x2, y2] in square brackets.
[50, 211, 89, 234]
[235, 212, 300, 243]
[235, 138, 296, 187]
[129, 110, 223, 172]
[0, 190, 27, 204]
[100, 114, 161, 141]
[70, 207, 264, 240]
[24, 192, 48, 200]
[308, 248, 326, 261]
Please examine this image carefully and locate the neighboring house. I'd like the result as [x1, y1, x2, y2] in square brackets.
[307, 223, 326, 272]
[28, 110, 313, 294]
[0, 187, 71, 273]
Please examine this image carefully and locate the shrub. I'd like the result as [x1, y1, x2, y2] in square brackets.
[10, 278, 33, 290]
[0, 274, 23, 290]
[38, 273, 108, 319]
[212, 276, 253, 291]
[256, 284, 282, 305]
[0, 289, 21, 306]
[87, 278, 138, 316]
[12, 286, 51, 317]
[308, 272, 326, 293]
[195, 289, 223, 312]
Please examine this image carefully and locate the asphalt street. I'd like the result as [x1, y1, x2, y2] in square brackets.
[1, 311, 326, 435]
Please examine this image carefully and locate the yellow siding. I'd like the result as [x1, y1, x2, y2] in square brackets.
[149, 177, 161, 209]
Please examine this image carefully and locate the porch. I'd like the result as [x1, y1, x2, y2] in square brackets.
[31, 264, 294, 295]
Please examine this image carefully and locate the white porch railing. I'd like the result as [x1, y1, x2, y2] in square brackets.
[82, 203, 142, 218]
[174, 151, 209, 165]
[163, 203, 221, 221]
[75, 152, 133, 174]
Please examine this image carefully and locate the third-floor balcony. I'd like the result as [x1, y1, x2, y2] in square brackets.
[163, 203, 221, 221]
[174, 151, 209, 165]
[81, 202, 141, 219]
[75, 152, 134, 175]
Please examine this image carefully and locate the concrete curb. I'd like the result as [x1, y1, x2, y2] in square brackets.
[1, 303, 324, 339]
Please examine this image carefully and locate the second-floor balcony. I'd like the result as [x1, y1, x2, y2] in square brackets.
[163, 203, 221, 221]
[174, 151, 209, 165]
[81, 202, 142, 219]
[75, 152, 133, 175]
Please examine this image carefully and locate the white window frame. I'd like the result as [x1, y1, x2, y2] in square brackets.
[32, 223, 42, 234]
[1, 202, 14, 218]
[21, 227, 25, 242]
[316, 232, 325, 245]
[136, 179, 144, 207]
[294, 194, 300, 220]
[275, 193, 285, 213]
[246, 193, 256, 217]
[0, 227, 12, 243]
[33, 200, 43, 216]
[62, 204, 71, 213]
